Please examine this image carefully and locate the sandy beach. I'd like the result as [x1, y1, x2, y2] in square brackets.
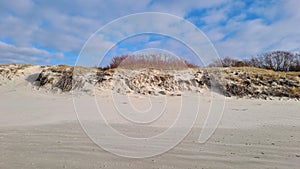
[0, 68, 299, 169]
[1, 0, 300, 168]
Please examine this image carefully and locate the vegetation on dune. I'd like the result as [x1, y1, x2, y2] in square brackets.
[107, 53, 198, 69]
[210, 51, 300, 72]
[0, 50, 299, 99]
[0, 64, 32, 79]
[105, 50, 300, 73]
[218, 67, 300, 99]
[0, 63, 299, 99]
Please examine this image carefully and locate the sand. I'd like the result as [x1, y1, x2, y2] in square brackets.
[0, 67, 300, 169]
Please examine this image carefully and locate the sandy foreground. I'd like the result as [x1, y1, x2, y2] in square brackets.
[0, 67, 300, 169]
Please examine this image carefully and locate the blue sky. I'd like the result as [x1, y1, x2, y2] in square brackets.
[0, 0, 299, 66]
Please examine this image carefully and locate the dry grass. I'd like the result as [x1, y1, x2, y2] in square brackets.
[225, 67, 300, 81]
[45, 65, 74, 73]
[0, 64, 32, 78]
[214, 67, 300, 99]
[0, 64, 31, 69]
[0, 64, 299, 98]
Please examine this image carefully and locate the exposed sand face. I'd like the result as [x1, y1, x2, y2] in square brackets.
[0, 65, 300, 168]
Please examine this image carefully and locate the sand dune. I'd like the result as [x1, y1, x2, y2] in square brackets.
[0, 64, 299, 168]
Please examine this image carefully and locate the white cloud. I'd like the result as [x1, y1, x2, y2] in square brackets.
[149, 0, 228, 17]
[0, 0, 300, 64]
[201, 0, 300, 59]
[0, 41, 65, 65]
[0, 0, 229, 65]
[0, 0, 152, 55]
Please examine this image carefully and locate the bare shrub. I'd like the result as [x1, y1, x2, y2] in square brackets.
[109, 55, 128, 69]
[209, 51, 299, 72]
[108, 53, 198, 69]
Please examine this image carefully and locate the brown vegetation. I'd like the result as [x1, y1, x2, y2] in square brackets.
[210, 51, 300, 72]
[107, 54, 198, 69]
[0, 63, 299, 99]
[31, 64, 300, 99]
[0, 64, 31, 80]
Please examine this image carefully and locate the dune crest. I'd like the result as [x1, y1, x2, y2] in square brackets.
[0, 64, 299, 99]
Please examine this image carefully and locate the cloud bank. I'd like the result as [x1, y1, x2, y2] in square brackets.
[0, 0, 299, 65]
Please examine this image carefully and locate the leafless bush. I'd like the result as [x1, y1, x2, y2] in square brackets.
[290, 53, 300, 71]
[108, 55, 128, 69]
[209, 51, 300, 72]
[260, 51, 294, 71]
[209, 57, 247, 67]
[107, 53, 198, 69]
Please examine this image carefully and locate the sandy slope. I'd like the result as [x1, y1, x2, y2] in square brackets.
[0, 66, 299, 168]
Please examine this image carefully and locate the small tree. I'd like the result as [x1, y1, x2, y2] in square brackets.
[221, 57, 239, 67]
[261, 51, 294, 71]
[109, 55, 128, 69]
[290, 52, 300, 71]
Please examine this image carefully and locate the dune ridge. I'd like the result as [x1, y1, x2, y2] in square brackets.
[0, 64, 299, 99]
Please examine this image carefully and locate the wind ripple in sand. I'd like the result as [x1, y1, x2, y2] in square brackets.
[0, 123, 299, 169]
